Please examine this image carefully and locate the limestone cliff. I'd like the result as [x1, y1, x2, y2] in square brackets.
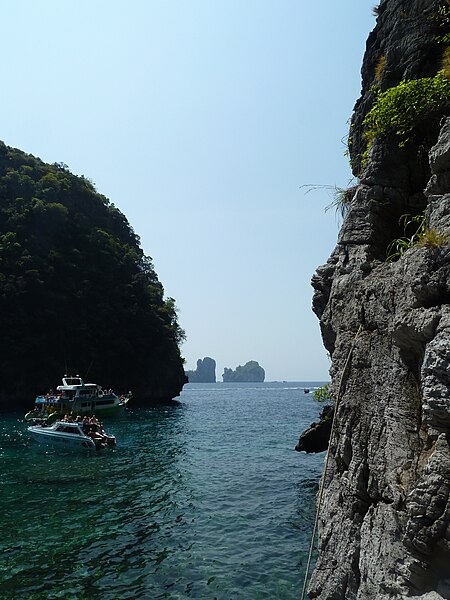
[186, 357, 216, 383]
[309, 1, 450, 598]
[222, 361, 265, 382]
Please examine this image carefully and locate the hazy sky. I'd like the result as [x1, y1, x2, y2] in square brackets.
[1, 1, 375, 381]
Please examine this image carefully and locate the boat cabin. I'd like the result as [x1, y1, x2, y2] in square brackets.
[53, 422, 85, 435]
[56, 376, 103, 400]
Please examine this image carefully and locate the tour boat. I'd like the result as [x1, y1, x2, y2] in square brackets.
[24, 375, 131, 422]
[28, 420, 116, 451]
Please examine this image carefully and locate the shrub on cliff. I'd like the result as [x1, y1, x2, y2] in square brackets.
[387, 212, 449, 261]
[362, 70, 450, 160]
[313, 383, 332, 404]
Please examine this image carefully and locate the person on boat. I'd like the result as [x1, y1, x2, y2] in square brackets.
[82, 415, 99, 431]
[87, 423, 108, 445]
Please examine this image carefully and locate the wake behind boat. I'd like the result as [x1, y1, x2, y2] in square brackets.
[28, 419, 116, 451]
[25, 375, 131, 423]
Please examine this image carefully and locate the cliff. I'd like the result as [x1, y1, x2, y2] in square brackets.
[186, 357, 216, 383]
[308, 1, 450, 599]
[222, 360, 265, 382]
[0, 143, 186, 407]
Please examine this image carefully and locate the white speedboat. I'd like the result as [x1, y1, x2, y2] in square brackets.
[25, 375, 131, 422]
[28, 420, 116, 451]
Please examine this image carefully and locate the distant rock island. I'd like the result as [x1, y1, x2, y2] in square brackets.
[222, 361, 265, 383]
[186, 357, 216, 383]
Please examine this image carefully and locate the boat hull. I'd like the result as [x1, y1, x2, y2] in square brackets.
[28, 427, 96, 450]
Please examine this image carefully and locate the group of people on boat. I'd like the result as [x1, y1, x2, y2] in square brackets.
[59, 414, 111, 445]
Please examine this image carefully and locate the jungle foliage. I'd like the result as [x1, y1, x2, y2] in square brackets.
[362, 70, 450, 163]
[0, 142, 186, 407]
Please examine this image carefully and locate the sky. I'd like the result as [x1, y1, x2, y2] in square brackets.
[0, 1, 376, 381]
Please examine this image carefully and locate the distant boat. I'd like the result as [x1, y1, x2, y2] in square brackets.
[304, 388, 310, 394]
[28, 420, 116, 451]
[24, 375, 131, 422]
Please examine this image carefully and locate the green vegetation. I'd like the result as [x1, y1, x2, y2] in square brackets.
[313, 383, 332, 404]
[387, 212, 448, 261]
[433, 1, 450, 44]
[301, 182, 357, 220]
[326, 185, 358, 219]
[0, 142, 186, 406]
[362, 70, 450, 163]
[386, 213, 426, 261]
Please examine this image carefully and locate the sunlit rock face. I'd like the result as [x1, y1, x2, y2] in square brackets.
[309, 1, 450, 598]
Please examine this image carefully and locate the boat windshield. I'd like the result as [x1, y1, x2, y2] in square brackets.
[64, 377, 83, 386]
[55, 424, 82, 435]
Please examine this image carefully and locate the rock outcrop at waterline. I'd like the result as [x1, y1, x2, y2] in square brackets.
[295, 405, 333, 453]
[307, 1, 450, 599]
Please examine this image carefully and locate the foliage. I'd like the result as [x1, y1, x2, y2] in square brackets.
[442, 46, 450, 77]
[386, 212, 448, 261]
[0, 142, 186, 406]
[362, 71, 450, 157]
[327, 185, 358, 219]
[418, 227, 449, 247]
[313, 383, 332, 404]
[432, 1, 450, 44]
[301, 182, 357, 221]
[386, 213, 426, 261]
[374, 54, 386, 82]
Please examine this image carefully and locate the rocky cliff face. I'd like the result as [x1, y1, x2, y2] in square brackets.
[186, 357, 217, 383]
[222, 360, 265, 382]
[309, 1, 450, 598]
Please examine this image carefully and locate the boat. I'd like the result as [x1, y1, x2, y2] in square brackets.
[25, 375, 131, 422]
[28, 420, 116, 451]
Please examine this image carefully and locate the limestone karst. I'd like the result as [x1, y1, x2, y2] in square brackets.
[222, 361, 265, 383]
[186, 357, 216, 383]
[304, 2, 450, 598]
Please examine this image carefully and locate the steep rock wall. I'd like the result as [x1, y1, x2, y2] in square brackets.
[309, 1, 450, 598]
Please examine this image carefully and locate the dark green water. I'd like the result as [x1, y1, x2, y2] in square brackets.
[0, 382, 325, 599]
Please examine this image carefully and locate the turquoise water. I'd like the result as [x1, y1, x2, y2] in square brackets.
[0, 382, 325, 599]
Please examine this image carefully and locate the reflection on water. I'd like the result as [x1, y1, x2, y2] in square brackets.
[0, 383, 324, 599]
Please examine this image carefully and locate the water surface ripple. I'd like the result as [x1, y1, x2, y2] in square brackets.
[0, 382, 325, 599]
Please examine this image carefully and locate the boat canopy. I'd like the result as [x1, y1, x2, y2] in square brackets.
[57, 378, 101, 393]
[62, 376, 84, 386]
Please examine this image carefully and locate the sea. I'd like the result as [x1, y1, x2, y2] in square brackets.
[0, 382, 327, 600]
